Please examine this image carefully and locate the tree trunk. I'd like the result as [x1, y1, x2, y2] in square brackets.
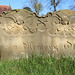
[54, 0, 56, 11]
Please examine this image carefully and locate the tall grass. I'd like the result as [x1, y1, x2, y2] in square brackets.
[0, 55, 75, 75]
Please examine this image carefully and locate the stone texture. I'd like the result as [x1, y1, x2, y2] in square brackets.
[0, 9, 75, 60]
[53, 9, 75, 25]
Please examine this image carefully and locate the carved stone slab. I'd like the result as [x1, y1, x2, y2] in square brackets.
[0, 9, 75, 60]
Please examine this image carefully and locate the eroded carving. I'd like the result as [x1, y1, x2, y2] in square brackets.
[53, 11, 70, 25]
[69, 15, 75, 24]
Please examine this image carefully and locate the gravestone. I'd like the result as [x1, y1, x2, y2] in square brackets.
[0, 9, 75, 60]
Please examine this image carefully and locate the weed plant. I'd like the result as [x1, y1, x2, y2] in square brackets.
[0, 55, 75, 75]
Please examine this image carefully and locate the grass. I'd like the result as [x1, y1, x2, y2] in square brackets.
[0, 55, 75, 75]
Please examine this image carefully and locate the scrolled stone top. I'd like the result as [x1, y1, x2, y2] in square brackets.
[0, 9, 75, 36]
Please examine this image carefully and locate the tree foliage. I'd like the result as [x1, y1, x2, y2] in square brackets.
[23, 7, 32, 12]
[24, 0, 43, 15]
[9, 3, 12, 9]
[32, 0, 43, 15]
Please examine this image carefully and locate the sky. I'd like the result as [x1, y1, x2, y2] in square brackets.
[0, 0, 75, 15]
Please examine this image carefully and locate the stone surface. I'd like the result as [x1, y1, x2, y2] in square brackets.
[0, 9, 75, 60]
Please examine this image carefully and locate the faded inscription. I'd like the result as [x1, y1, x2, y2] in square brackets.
[23, 42, 51, 50]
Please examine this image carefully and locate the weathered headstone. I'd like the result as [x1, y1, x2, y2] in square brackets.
[0, 9, 75, 60]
